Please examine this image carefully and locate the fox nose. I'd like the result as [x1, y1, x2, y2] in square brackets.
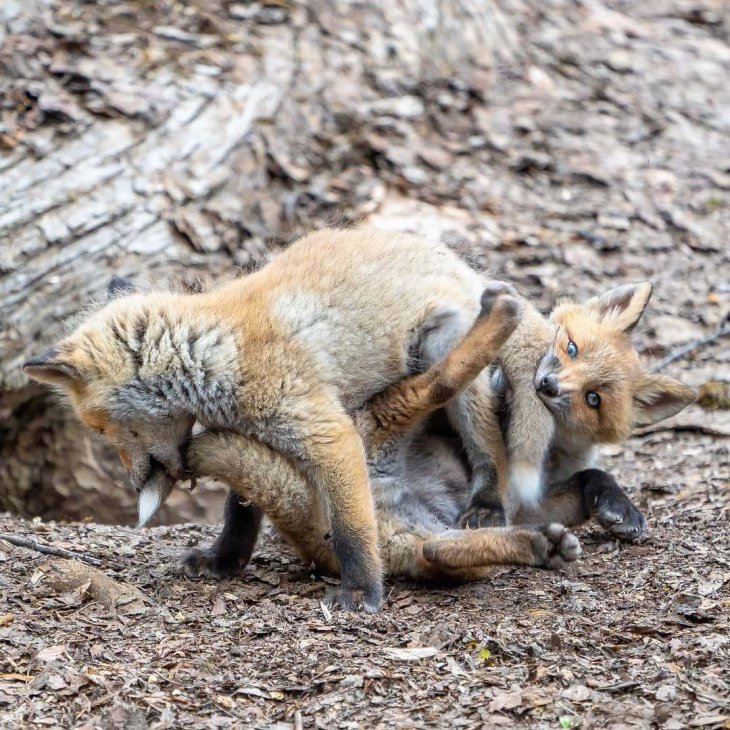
[538, 373, 560, 398]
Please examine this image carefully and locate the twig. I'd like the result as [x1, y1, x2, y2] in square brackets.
[633, 424, 730, 439]
[0, 532, 108, 567]
[652, 319, 730, 372]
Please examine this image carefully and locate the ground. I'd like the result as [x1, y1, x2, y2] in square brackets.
[1, 0, 730, 727]
[0, 428, 728, 729]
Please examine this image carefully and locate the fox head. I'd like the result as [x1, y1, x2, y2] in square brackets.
[534, 282, 696, 444]
[23, 277, 237, 492]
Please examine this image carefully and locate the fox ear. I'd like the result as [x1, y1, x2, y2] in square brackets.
[23, 348, 81, 387]
[632, 372, 696, 427]
[586, 282, 653, 333]
[107, 276, 135, 301]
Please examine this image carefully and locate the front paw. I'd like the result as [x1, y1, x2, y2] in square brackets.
[591, 486, 647, 540]
[323, 583, 383, 614]
[458, 503, 506, 529]
[181, 547, 242, 580]
[533, 523, 581, 569]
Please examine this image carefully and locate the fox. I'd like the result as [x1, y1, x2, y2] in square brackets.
[181, 280, 695, 581]
[459, 279, 697, 530]
[23, 229, 521, 612]
[183, 283, 583, 584]
[22, 229, 694, 609]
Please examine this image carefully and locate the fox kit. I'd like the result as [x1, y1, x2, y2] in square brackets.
[185, 284, 582, 583]
[459, 280, 696, 531]
[23, 229, 518, 612]
[23, 228, 693, 607]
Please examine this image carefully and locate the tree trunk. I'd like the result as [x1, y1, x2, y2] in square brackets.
[0, 0, 516, 523]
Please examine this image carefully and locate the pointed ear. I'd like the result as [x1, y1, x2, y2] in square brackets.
[107, 276, 135, 301]
[632, 371, 696, 427]
[586, 282, 653, 333]
[23, 348, 81, 387]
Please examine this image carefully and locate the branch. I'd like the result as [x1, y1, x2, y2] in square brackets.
[633, 423, 730, 439]
[0, 532, 114, 568]
[652, 319, 730, 372]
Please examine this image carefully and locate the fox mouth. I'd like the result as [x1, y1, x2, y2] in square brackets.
[537, 389, 571, 415]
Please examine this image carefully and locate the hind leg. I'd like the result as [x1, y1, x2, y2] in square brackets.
[423, 524, 581, 570]
[419, 283, 520, 529]
[364, 287, 521, 454]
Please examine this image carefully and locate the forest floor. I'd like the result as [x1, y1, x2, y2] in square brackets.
[1, 430, 729, 729]
[2, 0, 730, 727]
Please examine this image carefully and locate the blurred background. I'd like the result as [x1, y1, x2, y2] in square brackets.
[1, 0, 728, 526]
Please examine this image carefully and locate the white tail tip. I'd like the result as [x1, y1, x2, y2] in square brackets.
[136, 472, 173, 528]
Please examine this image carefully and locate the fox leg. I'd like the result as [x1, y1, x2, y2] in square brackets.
[363, 287, 522, 456]
[186, 431, 339, 575]
[419, 283, 521, 529]
[192, 398, 384, 612]
[422, 524, 581, 570]
[183, 491, 263, 579]
[514, 469, 647, 540]
[296, 407, 384, 612]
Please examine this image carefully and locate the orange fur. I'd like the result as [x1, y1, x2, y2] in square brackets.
[549, 284, 696, 442]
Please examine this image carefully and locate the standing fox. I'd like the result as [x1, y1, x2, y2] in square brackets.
[23, 229, 694, 610]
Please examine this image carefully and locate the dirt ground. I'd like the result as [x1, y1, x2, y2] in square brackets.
[1, 0, 730, 727]
[1, 428, 729, 729]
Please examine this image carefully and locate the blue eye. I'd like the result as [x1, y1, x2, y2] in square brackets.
[567, 340, 578, 359]
[586, 391, 601, 408]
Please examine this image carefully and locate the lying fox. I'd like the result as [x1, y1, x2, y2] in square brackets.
[183, 281, 695, 583]
[23, 229, 694, 611]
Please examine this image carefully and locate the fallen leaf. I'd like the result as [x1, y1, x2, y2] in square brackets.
[488, 690, 522, 712]
[36, 645, 66, 663]
[319, 601, 332, 623]
[383, 647, 438, 661]
[211, 596, 226, 617]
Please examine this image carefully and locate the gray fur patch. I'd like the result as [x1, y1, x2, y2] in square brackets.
[108, 316, 241, 427]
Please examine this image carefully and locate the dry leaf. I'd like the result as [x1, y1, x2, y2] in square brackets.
[383, 647, 438, 661]
[36, 645, 66, 663]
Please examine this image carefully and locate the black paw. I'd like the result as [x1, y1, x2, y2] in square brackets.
[457, 504, 507, 529]
[590, 485, 647, 541]
[533, 524, 581, 569]
[181, 547, 242, 580]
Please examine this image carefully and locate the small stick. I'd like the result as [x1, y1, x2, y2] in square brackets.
[633, 424, 730, 438]
[0, 532, 108, 568]
[652, 319, 730, 372]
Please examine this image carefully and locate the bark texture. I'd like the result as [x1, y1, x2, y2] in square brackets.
[0, 0, 515, 523]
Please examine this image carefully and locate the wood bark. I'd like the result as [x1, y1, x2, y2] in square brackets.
[0, 0, 514, 523]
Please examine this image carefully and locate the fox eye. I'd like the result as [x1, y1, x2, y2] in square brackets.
[566, 340, 578, 359]
[586, 391, 601, 408]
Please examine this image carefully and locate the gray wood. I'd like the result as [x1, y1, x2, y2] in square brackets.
[0, 0, 514, 523]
